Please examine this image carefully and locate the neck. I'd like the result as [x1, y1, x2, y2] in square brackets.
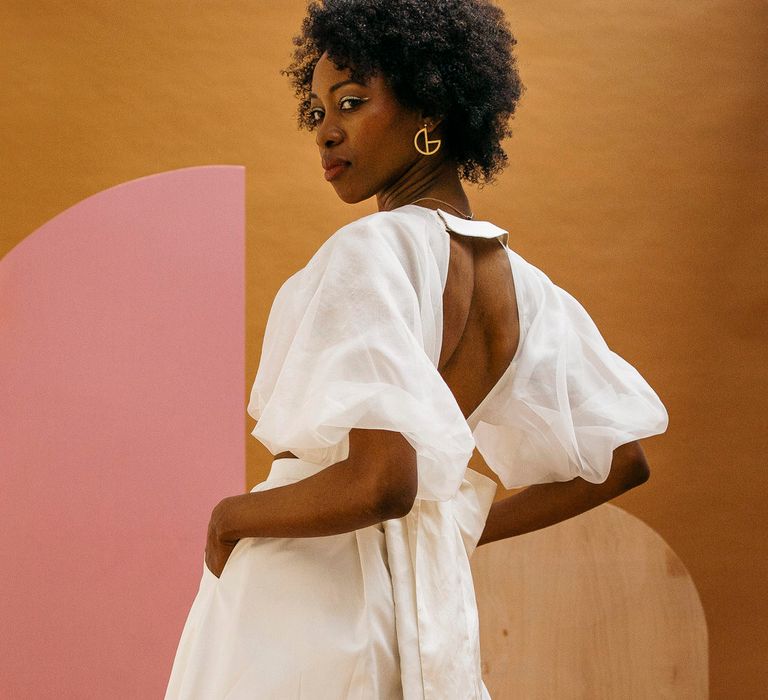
[376, 157, 471, 218]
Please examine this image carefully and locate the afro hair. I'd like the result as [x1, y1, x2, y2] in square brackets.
[283, 0, 526, 184]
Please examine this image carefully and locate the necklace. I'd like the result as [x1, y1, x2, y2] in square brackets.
[409, 197, 474, 220]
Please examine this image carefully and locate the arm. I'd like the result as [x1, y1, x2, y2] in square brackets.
[212, 428, 418, 542]
[476, 440, 651, 547]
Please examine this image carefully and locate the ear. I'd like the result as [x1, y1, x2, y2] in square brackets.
[419, 112, 445, 133]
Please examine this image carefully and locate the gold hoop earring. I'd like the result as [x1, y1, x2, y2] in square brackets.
[414, 123, 441, 156]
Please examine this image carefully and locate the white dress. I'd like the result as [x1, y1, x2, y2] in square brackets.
[164, 205, 669, 699]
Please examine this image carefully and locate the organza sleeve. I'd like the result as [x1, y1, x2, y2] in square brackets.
[470, 249, 669, 488]
[247, 216, 475, 502]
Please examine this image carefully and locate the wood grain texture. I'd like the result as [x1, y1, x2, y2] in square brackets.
[472, 503, 707, 698]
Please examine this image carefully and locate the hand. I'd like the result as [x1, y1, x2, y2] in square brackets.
[205, 498, 239, 578]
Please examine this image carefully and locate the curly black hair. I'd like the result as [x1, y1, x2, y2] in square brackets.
[282, 0, 525, 185]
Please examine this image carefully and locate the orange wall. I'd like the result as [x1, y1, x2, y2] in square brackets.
[1, 2, 765, 696]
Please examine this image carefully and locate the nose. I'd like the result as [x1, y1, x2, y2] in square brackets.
[315, 116, 344, 149]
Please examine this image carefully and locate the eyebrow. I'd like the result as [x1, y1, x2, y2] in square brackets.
[309, 79, 364, 99]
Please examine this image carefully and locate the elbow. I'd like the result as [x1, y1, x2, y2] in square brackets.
[349, 430, 418, 521]
[627, 459, 650, 488]
[372, 463, 418, 520]
[612, 441, 651, 490]
[374, 482, 417, 520]
[376, 498, 413, 521]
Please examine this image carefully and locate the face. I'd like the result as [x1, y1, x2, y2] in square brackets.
[309, 52, 426, 204]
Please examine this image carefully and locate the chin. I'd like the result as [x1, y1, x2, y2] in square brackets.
[332, 184, 369, 205]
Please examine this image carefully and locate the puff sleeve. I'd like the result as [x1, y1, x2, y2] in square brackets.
[469, 248, 669, 489]
[247, 214, 476, 502]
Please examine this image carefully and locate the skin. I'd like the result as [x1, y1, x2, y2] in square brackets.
[204, 52, 651, 577]
[305, 52, 470, 214]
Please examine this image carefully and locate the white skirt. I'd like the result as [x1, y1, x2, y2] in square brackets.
[164, 457, 497, 699]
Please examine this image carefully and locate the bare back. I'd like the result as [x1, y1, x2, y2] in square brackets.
[275, 229, 521, 484]
[438, 233, 520, 487]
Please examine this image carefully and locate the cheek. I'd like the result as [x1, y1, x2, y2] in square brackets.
[358, 105, 415, 153]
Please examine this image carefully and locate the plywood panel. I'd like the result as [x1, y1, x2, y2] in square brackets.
[472, 504, 708, 697]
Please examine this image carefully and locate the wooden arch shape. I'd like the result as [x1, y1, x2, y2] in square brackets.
[471, 503, 708, 698]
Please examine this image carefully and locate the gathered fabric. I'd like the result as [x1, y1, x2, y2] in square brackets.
[164, 458, 497, 699]
[165, 204, 669, 698]
[248, 205, 668, 494]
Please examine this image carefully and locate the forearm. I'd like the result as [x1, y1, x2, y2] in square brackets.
[213, 458, 392, 542]
[476, 443, 650, 547]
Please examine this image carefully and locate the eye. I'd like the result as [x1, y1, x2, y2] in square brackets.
[339, 96, 367, 111]
[307, 96, 367, 125]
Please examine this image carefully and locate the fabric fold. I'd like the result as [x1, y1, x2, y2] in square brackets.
[382, 467, 497, 699]
[468, 247, 669, 488]
[247, 210, 476, 502]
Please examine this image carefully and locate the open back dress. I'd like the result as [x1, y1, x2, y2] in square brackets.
[164, 204, 669, 699]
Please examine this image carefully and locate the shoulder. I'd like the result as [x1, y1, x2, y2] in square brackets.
[321, 209, 435, 279]
[331, 209, 431, 253]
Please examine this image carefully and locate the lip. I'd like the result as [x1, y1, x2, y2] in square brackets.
[322, 157, 350, 182]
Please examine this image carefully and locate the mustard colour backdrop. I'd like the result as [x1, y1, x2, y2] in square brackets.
[1, 2, 765, 696]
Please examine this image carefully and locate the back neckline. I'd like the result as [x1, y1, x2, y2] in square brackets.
[393, 204, 510, 247]
[392, 204, 518, 427]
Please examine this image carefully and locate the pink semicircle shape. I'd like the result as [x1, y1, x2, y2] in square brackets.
[0, 165, 245, 698]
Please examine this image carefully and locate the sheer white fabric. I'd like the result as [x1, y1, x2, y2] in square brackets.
[249, 204, 669, 496]
[466, 243, 670, 488]
[247, 210, 476, 502]
[167, 205, 669, 699]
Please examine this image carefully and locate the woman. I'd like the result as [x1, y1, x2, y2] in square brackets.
[164, 1, 669, 698]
